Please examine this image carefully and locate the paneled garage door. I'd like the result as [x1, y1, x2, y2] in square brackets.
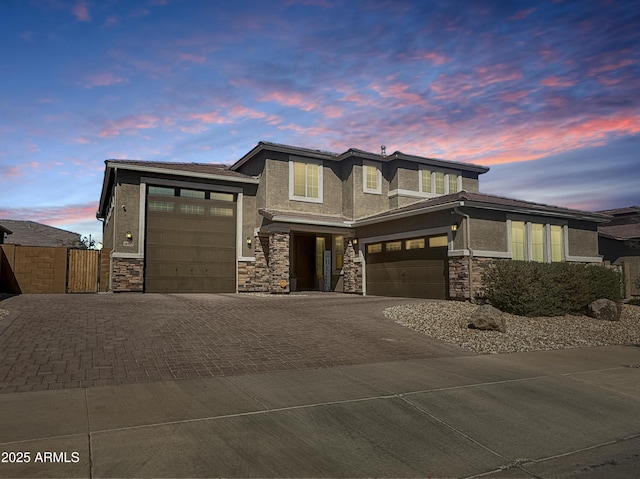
[365, 235, 448, 299]
[145, 186, 236, 293]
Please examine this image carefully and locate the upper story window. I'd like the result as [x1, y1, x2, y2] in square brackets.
[511, 221, 565, 262]
[363, 160, 382, 194]
[289, 158, 323, 203]
[419, 167, 461, 195]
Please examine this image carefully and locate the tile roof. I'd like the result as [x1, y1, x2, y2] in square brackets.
[259, 209, 352, 227]
[359, 191, 611, 223]
[598, 223, 640, 240]
[232, 141, 490, 173]
[0, 220, 81, 247]
[106, 159, 255, 179]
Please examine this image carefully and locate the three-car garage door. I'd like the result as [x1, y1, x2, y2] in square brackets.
[365, 235, 448, 299]
[145, 186, 236, 293]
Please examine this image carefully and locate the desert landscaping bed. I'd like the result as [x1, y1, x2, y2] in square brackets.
[384, 301, 640, 354]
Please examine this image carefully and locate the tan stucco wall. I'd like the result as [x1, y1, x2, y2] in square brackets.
[112, 172, 142, 254]
[356, 210, 455, 240]
[352, 162, 389, 219]
[396, 161, 419, 191]
[461, 174, 479, 192]
[469, 215, 508, 252]
[263, 156, 343, 215]
[567, 220, 599, 257]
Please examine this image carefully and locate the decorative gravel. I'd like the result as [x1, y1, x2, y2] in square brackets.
[384, 301, 640, 354]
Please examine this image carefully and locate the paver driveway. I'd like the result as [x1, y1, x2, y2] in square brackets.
[0, 293, 470, 393]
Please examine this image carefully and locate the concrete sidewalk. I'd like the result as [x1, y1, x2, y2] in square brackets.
[1, 345, 640, 478]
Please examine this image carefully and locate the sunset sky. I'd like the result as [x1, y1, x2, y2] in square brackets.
[1, 0, 638, 243]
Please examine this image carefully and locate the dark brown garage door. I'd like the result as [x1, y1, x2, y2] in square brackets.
[365, 235, 448, 299]
[145, 187, 236, 293]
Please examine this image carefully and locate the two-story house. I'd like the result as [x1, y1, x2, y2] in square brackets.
[97, 141, 608, 300]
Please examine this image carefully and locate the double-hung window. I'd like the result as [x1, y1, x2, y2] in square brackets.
[289, 159, 323, 203]
[362, 160, 382, 194]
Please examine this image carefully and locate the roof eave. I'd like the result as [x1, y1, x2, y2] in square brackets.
[231, 142, 336, 170]
[355, 201, 465, 227]
[464, 200, 612, 222]
[97, 162, 115, 219]
[106, 161, 260, 184]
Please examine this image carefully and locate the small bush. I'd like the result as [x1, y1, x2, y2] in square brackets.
[485, 261, 622, 317]
[628, 297, 640, 306]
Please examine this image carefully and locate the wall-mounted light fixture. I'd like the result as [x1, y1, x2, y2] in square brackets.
[246, 236, 252, 248]
[451, 224, 458, 231]
[352, 238, 358, 245]
[125, 231, 133, 241]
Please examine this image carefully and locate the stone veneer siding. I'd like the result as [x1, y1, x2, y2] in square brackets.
[238, 235, 270, 292]
[343, 240, 363, 294]
[111, 257, 144, 292]
[268, 232, 290, 293]
[448, 256, 494, 302]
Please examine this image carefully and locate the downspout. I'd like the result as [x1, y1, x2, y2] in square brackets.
[454, 206, 473, 301]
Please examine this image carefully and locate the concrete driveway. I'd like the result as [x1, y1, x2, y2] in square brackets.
[1, 294, 640, 478]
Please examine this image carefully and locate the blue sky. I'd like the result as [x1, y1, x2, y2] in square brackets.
[1, 0, 638, 242]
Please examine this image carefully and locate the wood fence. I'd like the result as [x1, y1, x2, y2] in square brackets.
[0, 244, 105, 294]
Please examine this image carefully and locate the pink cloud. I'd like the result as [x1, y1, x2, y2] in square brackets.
[508, 8, 535, 20]
[541, 76, 576, 87]
[499, 90, 531, 102]
[0, 203, 98, 228]
[369, 81, 433, 109]
[82, 72, 129, 89]
[402, 51, 450, 65]
[1, 166, 22, 179]
[475, 65, 523, 87]
[72, 1, 91, 22]
[104, 16, 119, 27]
[178, 53, 206, 64]
[98, 114, 160, 137]
[259, 91, 318, 111]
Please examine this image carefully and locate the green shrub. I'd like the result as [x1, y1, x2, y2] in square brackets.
[485, 261, 622, 317]
[628, 297, 640, 306]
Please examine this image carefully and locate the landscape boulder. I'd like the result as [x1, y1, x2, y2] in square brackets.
[587, 299, 622, 321]
[468, 304, 507, 333]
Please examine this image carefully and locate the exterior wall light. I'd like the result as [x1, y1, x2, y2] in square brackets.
[125, 231, 133, 240]
[352, 238, 358, 245]
[246, 237, 252, 248]
[451, 224, 458, 231]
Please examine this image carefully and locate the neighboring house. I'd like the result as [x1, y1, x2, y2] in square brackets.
[97, 141, 608, 299]
[0, 220, 82, 248]
[598, 206, 640, 298]
[0, 223, 12, 244]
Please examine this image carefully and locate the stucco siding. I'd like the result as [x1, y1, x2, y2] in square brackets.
[113, 176, 141, 254]
[461, 174, 479, 192]
[357, 210, 454, 240]
[469, 217, 508, 252]
[352, 162, 389, 219]
[263, 156, 343, 215]
[567, 221, 599, 257]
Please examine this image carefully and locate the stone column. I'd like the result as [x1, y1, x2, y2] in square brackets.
[268, 231, 290, 294]
[111, 256, 144, 292]
[237, 234, 270, 292]
[343, 239, 363, 294]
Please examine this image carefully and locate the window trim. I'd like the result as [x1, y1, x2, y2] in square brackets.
[418, 166, 462, 196]
[507, 218, 567, 262]
[362, 160, 382, 195]
[288, 158, 324, 203]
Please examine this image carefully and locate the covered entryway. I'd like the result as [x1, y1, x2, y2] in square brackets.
[365, 235, 448, 299]
[145, 186, 236, 293]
